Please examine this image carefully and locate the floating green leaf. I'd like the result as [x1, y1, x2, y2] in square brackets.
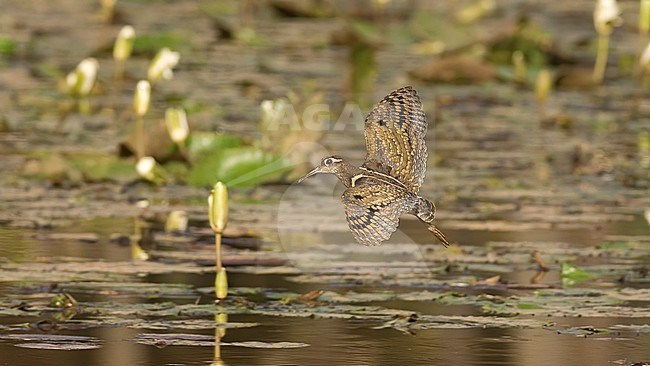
[0, 36, 16, 57]
[185, 132, 242, 161]
[133, 31, 192, 56]
[188, 146, 292, 187]
[561, 263, 594, 287]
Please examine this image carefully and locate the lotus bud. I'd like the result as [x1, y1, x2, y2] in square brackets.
[642, 0, 650, 35]
[148, 48, 180, 83]
[208, 182, 228, 234]
[535, 70, 552, 104]
[66, 58, 98, 97]
[113, 25, 136, 62]
[215, 267, 228, 300]
[593, 0, 621, 36]
[165, 210, 188, 233]
[133, 80, 151, 117]
[165, 107, 189, 144]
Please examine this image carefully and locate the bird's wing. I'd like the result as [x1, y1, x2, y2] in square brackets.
[362, 86, 428, 193]
[341, 182, 415, 246]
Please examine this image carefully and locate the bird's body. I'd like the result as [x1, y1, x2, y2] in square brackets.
[297, 86, 450, 247]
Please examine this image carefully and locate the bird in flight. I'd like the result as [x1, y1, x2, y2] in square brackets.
[297, 86, 451, 247]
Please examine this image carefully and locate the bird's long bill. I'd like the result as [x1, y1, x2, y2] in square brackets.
[296, 167, 321, 184]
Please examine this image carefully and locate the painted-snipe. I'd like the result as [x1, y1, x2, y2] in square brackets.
[297, 86, 450, 247]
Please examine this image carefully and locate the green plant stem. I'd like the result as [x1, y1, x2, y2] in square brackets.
[115, 60, 125, 81]
[593, 33, 609, 84]
[215, 232, 222, 272]
[178, 142, 190, 163]
[136, 115, 145, 159]
[78, 97, 91, 115]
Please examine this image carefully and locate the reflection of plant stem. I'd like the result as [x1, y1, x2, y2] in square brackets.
[78, 97, 91, 115]
[136, 115, 145, 159]
[214, 328, 222, 365]
[592, 34, 609, 84]
[55, 100, 75, 132]
[536, 102, 546, 123]
[212, 313, 226, 366]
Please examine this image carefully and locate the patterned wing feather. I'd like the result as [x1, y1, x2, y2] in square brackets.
[341, 182, 416, 246]
[362, 86, 428, 193]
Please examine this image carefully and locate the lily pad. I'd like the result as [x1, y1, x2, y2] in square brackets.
[188, 146, 293, 187]
[185, 132, 242, 161]
[561, 262, 595, 287]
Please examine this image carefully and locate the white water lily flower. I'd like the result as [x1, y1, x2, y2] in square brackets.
[147, 48, 180, 83]
[113, 25, 136, 61]
[136, 156, 157, 179]
[593, 0, 622, 35]
[164, 107, 189, 144]
[66, 58, 98, 96]
[133, 80, 151, 117]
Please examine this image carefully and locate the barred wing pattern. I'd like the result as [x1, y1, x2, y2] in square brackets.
[362, 86, 428, 193]
[341, 181, 416, 246]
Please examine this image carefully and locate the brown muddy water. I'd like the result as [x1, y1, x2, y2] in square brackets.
[1, 0, 650, 365]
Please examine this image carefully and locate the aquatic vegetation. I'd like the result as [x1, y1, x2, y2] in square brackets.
[0, 36, 16, 59]
[640, 0, 650, 37]
[100, 0, 117, 23]
[136, 156, 166, 186]
[65, 57, 98, 115]
[592, 0, 622, 84]
[164, 107, 190, 159]
[133, 80, 151, 159]
[2, 2, 650, 363]
[512, 50, 527, 84]
[113, 25, 135, 80]
[561, 262, 594, 287]
[209, 182, 229, 301]
[486, 18, 556, 68]
[148, 47, 180, 84]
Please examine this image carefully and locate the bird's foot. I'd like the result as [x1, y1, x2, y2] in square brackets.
[427, 225, 451, 247]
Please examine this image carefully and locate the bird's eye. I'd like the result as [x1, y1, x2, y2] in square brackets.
[325, 158, 336, 166]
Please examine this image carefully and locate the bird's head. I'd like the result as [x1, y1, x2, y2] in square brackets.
[296, 155, 345, 183]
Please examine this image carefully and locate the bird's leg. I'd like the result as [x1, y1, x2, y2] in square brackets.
[415, 197, 451, 247]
